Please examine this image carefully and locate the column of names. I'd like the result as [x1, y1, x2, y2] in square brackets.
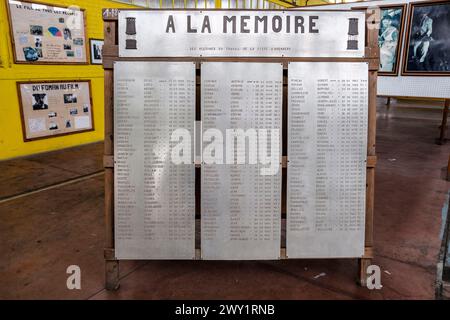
[201, 62, 282, 260]
[114, 62, 196, 259]
[287, 62, 368, 258]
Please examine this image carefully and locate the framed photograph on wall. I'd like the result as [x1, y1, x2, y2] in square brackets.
[17, 80, 94, 141]
[402, 0, 450, 75]
[89, 38, 104, 65]
[378, 5, 407, 76]
[6, 0, 88, 64]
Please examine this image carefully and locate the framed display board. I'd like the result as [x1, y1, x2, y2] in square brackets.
[89, 38, 104, 65]
[103, 8, 378, 290]
[402, 0, 450, 76]
[6, 0, 88, 64]
[17, 80, 94, 141]
[378, 4, 407, 76]
[305, 0, 450, 144]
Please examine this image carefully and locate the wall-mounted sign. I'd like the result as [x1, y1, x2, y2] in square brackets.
[17, 80, 94, 141]
[7, 0, 88, 64]
[118, 10, 366, 58]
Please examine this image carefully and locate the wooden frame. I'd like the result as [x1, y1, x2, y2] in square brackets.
[378, 4, 407, 76]
[383, 95, 449, 144]
[6, 0, 89, 65]
[103, 8, 379, 290]
[17, 79, 95, 142]
[401, 0, 450, 76]
[89, 38, 104, 65]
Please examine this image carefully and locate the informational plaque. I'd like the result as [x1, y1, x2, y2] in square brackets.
[7, 0, 87, 64]
[17, 80, 93, 141]
[287, 62, 368, 258]
[114, 62, 196, 259]
[118, 10, 365, 58]
[201, 62, 282, 260]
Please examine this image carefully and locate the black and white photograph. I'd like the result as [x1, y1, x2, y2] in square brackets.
[48, 111, 57, 118]
[64, 44, 72, 50]
[32, 93, 48, 110]
[23, 47, 39, 62]
[66, 51, 75, 57]
[378, 6, 405, 75]
[36, 48, 43, 58]
[403, 1, 450, 75]
[34, 37, 42, 48]
[63, 27, 72, 41]
[89, 39, 103, 65]
[48, 122, 58, 130]
[65, 120, 72, 128]
[64, 94, 77, 104]
[29, 25, 43, 36]
[83, 104, 89, 113]
[73, 38, 84, 46]
[69, 108, 78, 116]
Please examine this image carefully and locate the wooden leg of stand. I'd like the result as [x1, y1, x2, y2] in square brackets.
[358, 257, 372, 287]
[437, 99, 449, 145]
[447, 155, 450, 181]
[105, 260, 120, 291]
[386, 97, 391, 108]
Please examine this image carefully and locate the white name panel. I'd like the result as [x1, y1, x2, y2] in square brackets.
[287, 62, 368, 258]
[114, 62, 196, 259]
[118, 10, 365, 58]
[201, 62, 282, 260]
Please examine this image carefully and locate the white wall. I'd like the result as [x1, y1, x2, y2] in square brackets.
[303, 0, 450, 99]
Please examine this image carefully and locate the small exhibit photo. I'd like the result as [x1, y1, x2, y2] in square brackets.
[73, 38, 84, 46]
[65, 120, 72, 128]
[48, 111, 57, 118]
[378, 6, 405, 75]
[29, 25, 43, 36]
[89, 39, 104, 65]
[66, 51, 75, 57]
[83, 104, 89, 113]
[64, 94, 78, 104]
[403, 1, 450, 74]
[32, 93, 48, 110]
[49, 122, 58, 130]
[23, 47, 39, 62]
[64, 44, 72, 50]
[34, 37, 42, 48]
[63, 28, 72, 41]
[36, 48, 43, 58]
[69, 108, 78, 116]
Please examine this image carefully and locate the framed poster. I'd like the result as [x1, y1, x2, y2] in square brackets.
[378, 5, 406, 76]
[6, 0, 88, 64]
[89, 38, 103, 65]
[17, 80, 94, 141]
[402, 0, 450, 76]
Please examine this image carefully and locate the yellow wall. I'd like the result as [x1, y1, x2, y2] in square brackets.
[0, 0, 136, 160]
[0, 0, 333, 160]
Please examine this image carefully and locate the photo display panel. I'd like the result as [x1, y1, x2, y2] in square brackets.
[201, 62, 282, 260]
[287, 62, 368, 258]
[114, 62, 196, 259]
[7, 0, 87, 63]
[18, 81, 93, 140]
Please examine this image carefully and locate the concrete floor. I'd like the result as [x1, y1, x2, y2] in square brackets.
[0, 98, 449, 300]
